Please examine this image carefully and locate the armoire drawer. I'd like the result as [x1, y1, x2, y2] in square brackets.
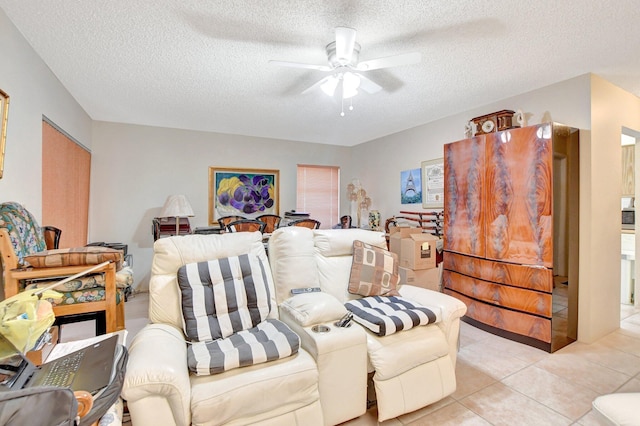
[443, 289, 552, 344]
[443, 251, 552, 292]
[443, 270, 552, 317]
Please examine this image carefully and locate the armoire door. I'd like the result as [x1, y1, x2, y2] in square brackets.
[443, 136, 486, 258]
[484, 124, 553, 267]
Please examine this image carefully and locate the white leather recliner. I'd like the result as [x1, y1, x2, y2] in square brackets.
[121, 232, 324, 426]
[592, 393, 640, 426]
[268, 227, 467, 422]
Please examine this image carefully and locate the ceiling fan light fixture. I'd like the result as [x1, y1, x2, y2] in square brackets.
[320, 76, 339, 96]
[342, 72, 360, 99]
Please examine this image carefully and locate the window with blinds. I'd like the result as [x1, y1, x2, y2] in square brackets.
[296, 165, 340, 229]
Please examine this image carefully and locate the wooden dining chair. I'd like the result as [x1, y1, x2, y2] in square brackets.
[218, 215, 245, 230]
[289, 218, 321, 229]
[256, 214, 281, 233]
[225, 219, 266, 233]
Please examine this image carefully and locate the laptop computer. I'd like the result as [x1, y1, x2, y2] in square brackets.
[0, 332, 117, 395]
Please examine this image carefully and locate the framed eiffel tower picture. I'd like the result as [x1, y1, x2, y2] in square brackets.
[421, 158, 444, 208]
[400, 168, 422, 205]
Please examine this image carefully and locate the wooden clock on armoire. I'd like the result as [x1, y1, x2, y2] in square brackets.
[442, 122, 580, 352]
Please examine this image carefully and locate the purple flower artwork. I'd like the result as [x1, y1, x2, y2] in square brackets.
[209, 168, 279, 223]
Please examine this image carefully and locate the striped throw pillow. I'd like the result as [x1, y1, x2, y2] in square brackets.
[187, 319, 300, 375]
[177, 253, 272, 341]
[345, 296, 440, 336]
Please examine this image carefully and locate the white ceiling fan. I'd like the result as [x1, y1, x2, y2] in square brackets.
[270, 27, 421, 106]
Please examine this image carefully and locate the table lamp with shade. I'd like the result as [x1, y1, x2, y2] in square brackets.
[160, 194, 194, 235]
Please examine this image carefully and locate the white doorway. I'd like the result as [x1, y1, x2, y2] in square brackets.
[621, 128, 640, 321]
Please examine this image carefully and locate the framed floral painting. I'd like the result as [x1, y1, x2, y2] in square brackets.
[208, 167, 279, 225]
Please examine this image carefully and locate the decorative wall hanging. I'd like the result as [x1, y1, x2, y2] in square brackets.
[0, 89, 10, 179]
[208, 167, 279, 225]
[346, 179, 371, 228]
[400, 168, 422, 205]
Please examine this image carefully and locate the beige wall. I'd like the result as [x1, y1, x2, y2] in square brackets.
[0, 8, 92, 219]
[89, 122, 353, 289]
[581, 75, 640, 342]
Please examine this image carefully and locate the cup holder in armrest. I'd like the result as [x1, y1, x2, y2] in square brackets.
[311, 325, 331, 333]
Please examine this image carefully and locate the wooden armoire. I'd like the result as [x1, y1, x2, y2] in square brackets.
[442, 122, 580, 352]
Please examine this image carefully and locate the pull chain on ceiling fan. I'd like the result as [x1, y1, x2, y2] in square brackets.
[270, 27, 422, 116]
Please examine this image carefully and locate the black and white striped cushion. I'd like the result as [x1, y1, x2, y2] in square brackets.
[345, 296, 440, 336]
[187, 319, 300, 375]
[177, 253, 272, 341]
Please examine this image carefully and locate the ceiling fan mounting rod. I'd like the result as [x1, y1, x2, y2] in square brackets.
[326, 41, 360, 67]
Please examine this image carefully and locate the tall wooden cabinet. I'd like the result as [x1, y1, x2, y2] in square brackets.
[442, 123, 579, 352]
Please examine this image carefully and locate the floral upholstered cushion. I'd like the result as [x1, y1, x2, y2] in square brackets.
[0, 202, 47, 266]
[32, 286, 124, 306]
[23, 267, 133, 292]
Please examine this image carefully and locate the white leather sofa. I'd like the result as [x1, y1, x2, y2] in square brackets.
[268, 227, 467, 422]
[121, 232, 323, 426]
[592, 393, 640, 425]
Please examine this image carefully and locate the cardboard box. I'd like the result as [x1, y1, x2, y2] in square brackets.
[399, 265, 442, 291]
[388, 226, 423, 256]
[399, 233, 438, 270]
[26, 326, 58, 366]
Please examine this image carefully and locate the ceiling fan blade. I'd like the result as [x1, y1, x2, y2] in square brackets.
[335, 27, 357, 64]
[269, 60, 332, 72]
[302, 75, 337, 95]
[354, 73, 382, 94]
[356, 52, 422, 71]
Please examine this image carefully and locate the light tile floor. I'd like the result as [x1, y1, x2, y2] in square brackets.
[63, 293, 640, 425]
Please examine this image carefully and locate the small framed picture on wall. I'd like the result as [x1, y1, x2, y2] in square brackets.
[400, 168, 422, 205]
[421, 158, 444, 208]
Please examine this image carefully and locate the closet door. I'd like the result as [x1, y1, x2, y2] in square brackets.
[484, 124, 553, 266]
[42, 120, 91, 248]
[443, 136, 486, 257]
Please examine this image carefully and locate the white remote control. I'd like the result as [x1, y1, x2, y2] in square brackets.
[290, 287, 321, 295]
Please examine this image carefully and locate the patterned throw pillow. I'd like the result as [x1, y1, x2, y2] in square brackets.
[177, 253, 273, 342]
[24, 246, 123, 270]
[348, 240, 400, 297]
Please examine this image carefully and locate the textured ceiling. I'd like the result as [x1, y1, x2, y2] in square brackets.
[1, 1, 639, 146]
